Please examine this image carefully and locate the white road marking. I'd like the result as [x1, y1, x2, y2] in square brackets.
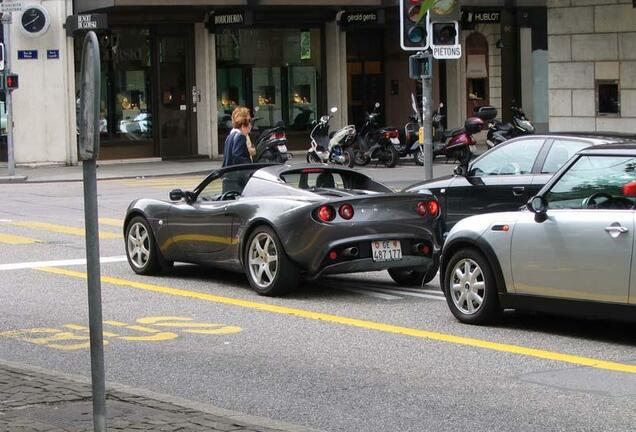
[393, 286, 445, 297]
[363, 286, 446, 301]
[0, 219, 12, 222]
[0, 256, 127, 271]
[336, 287, 401, 300]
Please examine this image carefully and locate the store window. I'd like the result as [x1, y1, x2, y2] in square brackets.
[216, 27, 322, 150]
[596, 80, 620, 116]
[76, 28, 153, 144]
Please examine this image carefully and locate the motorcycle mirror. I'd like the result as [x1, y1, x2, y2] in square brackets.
[439, 102, 444, 108]
[374, 102, 380, 109]
[330, 107, 338, 113]
[453, 165, 467, 177]
[254, 106, 260, 112]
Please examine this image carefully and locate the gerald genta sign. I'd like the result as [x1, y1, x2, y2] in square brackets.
[340, 10, 385, 29]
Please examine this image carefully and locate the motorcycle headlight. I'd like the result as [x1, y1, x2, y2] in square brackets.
[518, 120, 534, 132]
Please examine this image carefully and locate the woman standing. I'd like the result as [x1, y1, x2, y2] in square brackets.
[222, 107, 253, 167]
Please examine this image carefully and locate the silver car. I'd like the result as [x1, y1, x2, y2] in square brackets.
[440, 143, 636, 324]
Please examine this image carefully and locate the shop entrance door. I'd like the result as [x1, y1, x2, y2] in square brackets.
[347, 61, 384, 128]
[156, 29, 197, 158]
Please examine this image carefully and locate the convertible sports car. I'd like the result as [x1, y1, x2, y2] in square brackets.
[440, 143, 636, 324]
[124, 163, 442, 296]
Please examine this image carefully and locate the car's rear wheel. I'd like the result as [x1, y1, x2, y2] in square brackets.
[125, 216, 169, 275]
[245, 226, 299, 296]
[388, 264, 438, 287]
[444, 248, 500, 324]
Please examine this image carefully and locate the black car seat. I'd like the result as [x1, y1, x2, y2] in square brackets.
[316, 172, 335, 188]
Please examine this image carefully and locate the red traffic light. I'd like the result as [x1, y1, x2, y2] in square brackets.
[6, 74, 18, 90]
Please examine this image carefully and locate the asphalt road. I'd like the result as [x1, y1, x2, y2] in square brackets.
[1, 167, 635, 432]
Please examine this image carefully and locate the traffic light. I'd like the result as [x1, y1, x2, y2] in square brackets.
[431, 22, 459, 47]
[5, 73, 18, 91]
[428, 0, 461, 59]
[400, 0, 430, 51]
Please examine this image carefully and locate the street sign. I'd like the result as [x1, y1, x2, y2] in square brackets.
[17, 50, 37, 59]
[433, 45, 462, 60]
[65, 14, 108, 36]
[0, 1, 24, 13]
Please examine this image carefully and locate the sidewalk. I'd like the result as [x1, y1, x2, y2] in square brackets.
[0, 158, 225, 184]
[0, 360, 319, 432]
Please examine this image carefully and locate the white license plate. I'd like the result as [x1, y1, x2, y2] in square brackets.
[390, 138, 400, 144]
[469, 145, 477, 153]
[277, 145, 288, 153]
[372, 240, 402, 262]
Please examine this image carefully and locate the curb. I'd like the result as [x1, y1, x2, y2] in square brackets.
[0, 359, 322, 432]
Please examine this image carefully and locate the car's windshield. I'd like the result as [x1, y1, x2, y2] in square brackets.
[545, 155, 636, 209]
[469, 138, 544, 176]
[197, 168, 261, 201]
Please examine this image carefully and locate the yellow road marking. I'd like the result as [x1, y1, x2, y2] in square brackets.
[136, 316, 243, 335]
[0, 232, 40, 245]
[64, 324, 119, 338]
[11, 221, 120, 240]
[99, 218, 123, 227]
[37, 267, 636, 374]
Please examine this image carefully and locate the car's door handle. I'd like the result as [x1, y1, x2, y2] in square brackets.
[605, 226, 629, 234]
[512, 186, 525, 196]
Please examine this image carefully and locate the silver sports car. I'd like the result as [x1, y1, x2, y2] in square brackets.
[440, 143, 636, 324]
[124, 164, 442, 296]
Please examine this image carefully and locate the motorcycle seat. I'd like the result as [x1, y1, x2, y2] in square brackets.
[445, 128, 464, 138]
[498, 123, 514, 132]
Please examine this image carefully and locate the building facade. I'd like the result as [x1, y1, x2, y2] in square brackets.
[0, 1, 569, 165]
[547, 0, 636, 134]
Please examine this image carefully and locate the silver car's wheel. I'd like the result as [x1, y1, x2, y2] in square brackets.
[127, 221, 151, 269]
[444, 248, 500, 324]
[248, 232, 279, 289]
[449, 258, 485, 315]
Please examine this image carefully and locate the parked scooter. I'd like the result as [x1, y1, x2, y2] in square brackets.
[485, 105, 535, 148]
[431, 103, 484, 165]
[397, 94, 427, 165]
[251, 107, 291, 163]
[306, 107, 356, 167]
[353, 102, 400, 168]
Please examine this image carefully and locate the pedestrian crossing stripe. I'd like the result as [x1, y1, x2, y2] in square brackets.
[10, 221, 120, 240]
[0, 232, 40, 245]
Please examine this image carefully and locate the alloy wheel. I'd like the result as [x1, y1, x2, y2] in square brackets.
[127, 222, 150, 269]
[449, 258, 485, 315]
[248, 232, 279, 289]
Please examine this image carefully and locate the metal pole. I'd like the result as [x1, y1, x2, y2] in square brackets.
[78, 31, 106, 432]
[2, 14, 15, 177]
[421, 74, 433, 181]
[83, 158, 106, 432]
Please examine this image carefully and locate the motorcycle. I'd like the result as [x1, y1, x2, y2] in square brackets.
[397, 94, 428, 166]
[432, 103, 484, 165]
[251, 107, 291, 163]
[485, 105, 535, 149]
[353, 102, 400, 168]
[306, 107, 356, 168]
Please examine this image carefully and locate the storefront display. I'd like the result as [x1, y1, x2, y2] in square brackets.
[216, 27, 322, 150]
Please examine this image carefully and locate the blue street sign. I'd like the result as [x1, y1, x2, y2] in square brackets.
[18, 50, 38, 60]
[47, 49, 60, 59]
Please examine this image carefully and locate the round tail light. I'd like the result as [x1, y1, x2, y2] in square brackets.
[339, 204, 354, 220]
[317, 205, 335, 222]
[416, 201, 428, 216]
[427, 200, 440, 217]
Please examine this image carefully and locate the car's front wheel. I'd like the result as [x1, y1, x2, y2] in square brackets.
[125, 216, 170, 275]
[444, 248, 500, 324]
[244, 226, 299, 296]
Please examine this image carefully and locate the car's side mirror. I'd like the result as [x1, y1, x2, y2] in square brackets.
[169, 189, 185, 201]
[527, 195, 548, 223]
[453, 165, 467, 177]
